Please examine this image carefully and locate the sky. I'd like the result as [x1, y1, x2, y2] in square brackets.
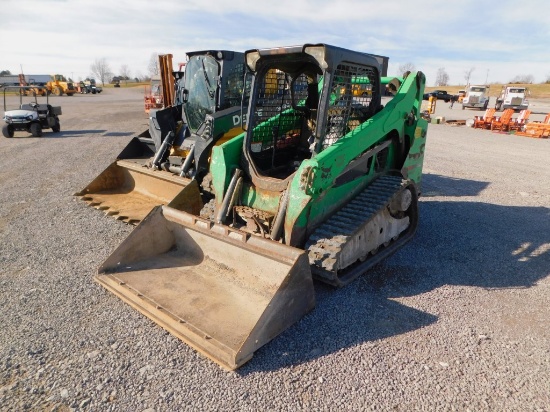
[1, 0, 549, 86]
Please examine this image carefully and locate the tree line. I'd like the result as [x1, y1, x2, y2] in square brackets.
[4, 58, 550, 86]
[89, 53, 162, 85]
[398, 63, 550, 86]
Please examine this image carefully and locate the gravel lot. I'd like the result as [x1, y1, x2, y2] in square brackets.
[1, 88, 549, 411]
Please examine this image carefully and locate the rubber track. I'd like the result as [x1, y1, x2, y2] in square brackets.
[306, 175, 411, 286]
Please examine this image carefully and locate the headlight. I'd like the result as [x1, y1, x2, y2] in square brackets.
[5, 116, 11, 122]
[27, 115, 34, 120]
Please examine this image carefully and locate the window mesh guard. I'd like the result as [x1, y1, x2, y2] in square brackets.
[322, 63, 377, 149]
[222, 63, 248, 110]
[249, 62, 377, 178]
[250, 71, 311, 177]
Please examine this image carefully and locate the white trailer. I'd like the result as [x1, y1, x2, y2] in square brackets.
[0, 74, 51, 87]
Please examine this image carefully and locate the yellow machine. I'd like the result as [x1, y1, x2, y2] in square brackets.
[18, 74, 47, 96]
[426, 95, 437, 114]
[46, 74, 76, 96]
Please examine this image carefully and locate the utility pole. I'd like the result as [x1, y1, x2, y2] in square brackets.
[485, 69, 489, 84]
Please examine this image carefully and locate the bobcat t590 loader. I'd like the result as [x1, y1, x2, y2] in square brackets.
[96, 44, 428, 370]
[75, 51, 248, 224]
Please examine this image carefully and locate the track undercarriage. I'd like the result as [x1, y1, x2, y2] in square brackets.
[306, 175, 418, 286]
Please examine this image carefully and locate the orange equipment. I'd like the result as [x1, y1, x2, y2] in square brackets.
[490, 109, 514, 132]
[515, 113, 550, 138]
[473, 108, 496, 129]
[144, 54, 175, 114]
[426, 95, 436, 114]
[508, 110, 531, 132]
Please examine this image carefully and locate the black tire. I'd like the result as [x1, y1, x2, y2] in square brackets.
[462, 105, 465, 110]
[30, 123, 42, 137]
[2, 124, 14, 138]
[51, 118, 61, 133]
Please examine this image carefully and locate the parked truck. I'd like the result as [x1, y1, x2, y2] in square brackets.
[462, 85, 490, 110]
[423, 89, 453, 102]
[495, 86, 529, 111]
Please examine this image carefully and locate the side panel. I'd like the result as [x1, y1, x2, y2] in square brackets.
[284, 72, 427, 245]
[210, 133, 245, 208]
[402, 120, 428, 189]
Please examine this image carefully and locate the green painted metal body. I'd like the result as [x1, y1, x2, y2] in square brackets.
[209, 46, 427, 248]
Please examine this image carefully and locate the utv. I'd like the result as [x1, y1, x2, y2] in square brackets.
[2, 86, 62, 138]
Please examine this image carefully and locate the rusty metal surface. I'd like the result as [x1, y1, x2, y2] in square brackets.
[75, 160, 191, 224]
[97, 206, 315, 370]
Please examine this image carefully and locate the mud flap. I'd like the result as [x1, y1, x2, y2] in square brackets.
[96, 206, 315, 370]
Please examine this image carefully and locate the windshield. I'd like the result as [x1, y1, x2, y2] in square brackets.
[470, 87, 486, 93]
[509, 88, 525, 93]
[184, 55, 219, 132]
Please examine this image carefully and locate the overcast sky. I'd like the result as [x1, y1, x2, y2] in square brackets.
[1, 0, 548, 86]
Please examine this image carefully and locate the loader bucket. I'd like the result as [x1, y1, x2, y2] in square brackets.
[96, 206, 315, 370]
[74, 135, 200, 224]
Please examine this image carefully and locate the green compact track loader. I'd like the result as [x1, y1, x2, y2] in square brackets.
[96, 44, 428, 369]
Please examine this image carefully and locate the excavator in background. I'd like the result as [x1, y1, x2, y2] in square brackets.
[94, 43, 429, 370]
[75, 51, 248, 224]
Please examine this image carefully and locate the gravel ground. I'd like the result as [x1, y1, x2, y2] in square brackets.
[1, 88, 549, 411]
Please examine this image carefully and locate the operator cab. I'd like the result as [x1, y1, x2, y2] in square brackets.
[242, 44, 382, 190]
